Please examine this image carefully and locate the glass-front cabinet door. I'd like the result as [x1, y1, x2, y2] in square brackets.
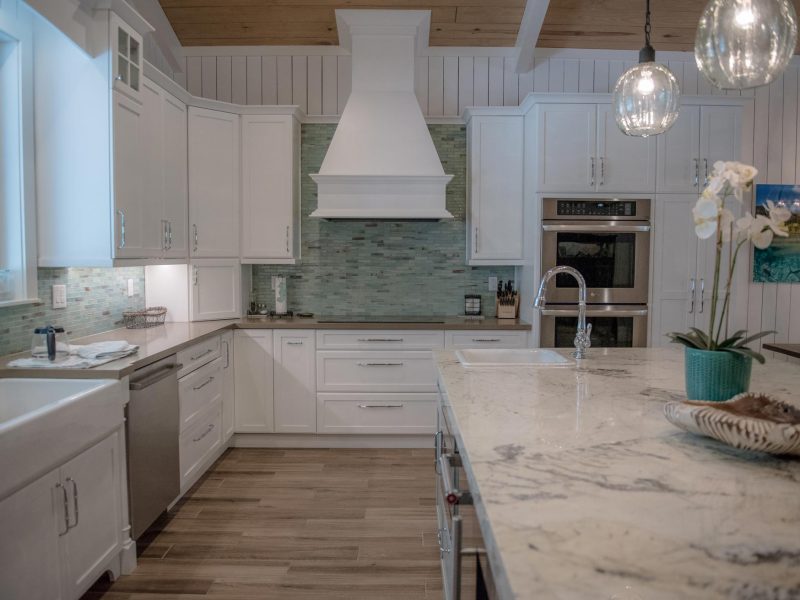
[110, 13, 142, 99]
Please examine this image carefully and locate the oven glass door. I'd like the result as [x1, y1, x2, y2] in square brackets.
[542, 224, 650, 304]
[541, 307, 648, 348]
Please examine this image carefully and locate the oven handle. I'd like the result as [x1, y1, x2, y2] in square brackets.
[542, 224, 651, 233]
[540, 308, 648, 317]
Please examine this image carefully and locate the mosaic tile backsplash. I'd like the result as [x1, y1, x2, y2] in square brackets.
[252, 124, 515, 316]
[0, 267, 145, 355]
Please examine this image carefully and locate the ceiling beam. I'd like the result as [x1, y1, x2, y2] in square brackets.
[512, 0, 550, 73]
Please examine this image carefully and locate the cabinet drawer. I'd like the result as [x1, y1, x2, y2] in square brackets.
[177, 335, 221, 377]
[179, 405, 222, 489]
[316, 330, 444, 350]
[179, 357, 223, 433]
[316, 351, 437, 392]
[317, 393, 437, 434]
[444, 330, 528, 349]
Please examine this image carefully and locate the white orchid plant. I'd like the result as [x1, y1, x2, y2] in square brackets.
[667, 161, 791, 363]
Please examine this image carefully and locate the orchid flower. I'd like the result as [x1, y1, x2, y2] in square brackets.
[693, 197, 719, 239]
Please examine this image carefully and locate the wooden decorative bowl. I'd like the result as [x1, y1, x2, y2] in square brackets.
[664, 392, 800, 456]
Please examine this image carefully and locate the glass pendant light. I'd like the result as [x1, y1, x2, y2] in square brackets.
[612, 0, 681, 137]
[695, 0, 798, 90]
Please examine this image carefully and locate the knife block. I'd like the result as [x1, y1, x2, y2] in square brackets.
[496, 295, 519, 319]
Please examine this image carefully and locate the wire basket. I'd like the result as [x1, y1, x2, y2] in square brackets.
[122, 306, 167, 329]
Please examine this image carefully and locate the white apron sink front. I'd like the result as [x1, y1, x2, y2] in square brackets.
[0, 378, 126, 500]
[456, 348, 574, 367]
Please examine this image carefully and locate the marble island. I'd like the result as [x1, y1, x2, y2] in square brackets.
[435, 347, 800, 600]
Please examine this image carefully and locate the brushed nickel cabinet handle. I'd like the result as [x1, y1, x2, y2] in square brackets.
[193, 423, 215, 443]
[117, 209, 126, 249]
[689, 278, 695, 314]
[471, 338, 501, 342]
[167, 221, 173, 250]
[287, 341, 304, 345]
[704, 158, 709, 186]
[693, 158, 699, 188]
[190, 348, 213, 361]
[699, 278, 705, 313]
[600, 156, 605, 185]
[285, 225, 290, 254]
[358, 403, 404, 408]
[192, 376, 215, 391]
[56, 483, 70, 536]
[356, 362, 404, 367]
[193, 224, 198, 252]
[357, 338, 404, 342]
[66, 477, 79, 529]
[590, 157, 595, 187]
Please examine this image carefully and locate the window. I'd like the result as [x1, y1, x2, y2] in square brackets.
[0, 4, 37, 305]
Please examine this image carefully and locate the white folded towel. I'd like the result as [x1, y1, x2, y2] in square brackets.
[9, 341, 139, 369]
[72, 341, 138, 359]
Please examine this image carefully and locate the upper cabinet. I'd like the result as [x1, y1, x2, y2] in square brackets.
[466, 114, 525, 265]
[110, 13, 142, 101]
[241, 114, 301, 264]
[657, 104, 742, 193]
[188, 107, 241, 259]
[535, 101, 656, 194]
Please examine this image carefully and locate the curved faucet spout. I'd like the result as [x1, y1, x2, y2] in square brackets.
[533, 266, 591, 359]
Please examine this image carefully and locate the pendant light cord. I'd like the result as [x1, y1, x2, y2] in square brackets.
[644, 0, 652, 47]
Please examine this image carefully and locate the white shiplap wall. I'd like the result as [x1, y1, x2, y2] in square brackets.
[178, 46, 799, 356]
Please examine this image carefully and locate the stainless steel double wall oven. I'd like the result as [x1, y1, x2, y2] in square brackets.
[540, 198, 651, 348]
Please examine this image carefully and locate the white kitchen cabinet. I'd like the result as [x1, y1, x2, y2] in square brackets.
[536, 102, 655, 193]
[59, 432, 123, 599]
[234, 330, 275, 433]
[0, 470, 63, 600]
[466, 115, 525, 265]
[241, 114, 301, 263]
[161, 90, 189, 259]
[536, 103, 596, 192]
[657, 104, 743, 193]
[317, 393, 437, 435]
[178, 357, 224, 432]
[188, 107, 240, 258]
[273, 330, 316, 433]
[110, 13, 142, 101]
[190, 259, 241, 321]
[597, 105, 656, 193]
[650, 195, 722, 346]
[0, 431, 126, 600]
[221, 331, 235, 441]
[179, 405, 222, 494]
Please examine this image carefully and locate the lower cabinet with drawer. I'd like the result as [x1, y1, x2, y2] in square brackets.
[317, 393, 438, 434]
[179, 404, 222, 494]
[178, 357, 223, 433]
[316, 351, 438, 393]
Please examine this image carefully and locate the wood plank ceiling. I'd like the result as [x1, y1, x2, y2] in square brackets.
[161, 0, 800, 50]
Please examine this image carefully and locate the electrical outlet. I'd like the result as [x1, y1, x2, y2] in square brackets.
[488, 276, 498, 292]
[52, 284, 67, 309]
[127, 279, 135, 297]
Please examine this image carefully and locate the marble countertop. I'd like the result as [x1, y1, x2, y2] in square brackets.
[435, 348, 800, 600]
[0, 317, 529, 379]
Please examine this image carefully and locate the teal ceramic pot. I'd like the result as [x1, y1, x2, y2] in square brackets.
[684, 347, 752, 401]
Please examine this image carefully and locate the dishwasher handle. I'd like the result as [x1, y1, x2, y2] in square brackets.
[130, 363, 182, 390]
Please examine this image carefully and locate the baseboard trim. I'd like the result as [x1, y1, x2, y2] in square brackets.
[231, 433, 432, 449]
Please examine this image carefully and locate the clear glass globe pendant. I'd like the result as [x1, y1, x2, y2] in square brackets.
[612, 1, 681, 137]
[695, 0, 798, 90]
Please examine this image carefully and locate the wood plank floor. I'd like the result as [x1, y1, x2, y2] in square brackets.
[83, 448, 443, 600]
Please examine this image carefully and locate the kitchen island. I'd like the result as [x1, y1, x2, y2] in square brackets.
[435, 347, 800, 600]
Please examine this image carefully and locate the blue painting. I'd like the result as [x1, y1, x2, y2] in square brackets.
[753, 184, 800, 282]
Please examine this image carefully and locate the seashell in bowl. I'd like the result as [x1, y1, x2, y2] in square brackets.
[664, 392, 800, 456]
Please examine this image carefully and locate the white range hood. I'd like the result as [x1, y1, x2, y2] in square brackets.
[310, 10, 453, 220]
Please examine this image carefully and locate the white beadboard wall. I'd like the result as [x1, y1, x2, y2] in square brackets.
[177, 46, 799, 356]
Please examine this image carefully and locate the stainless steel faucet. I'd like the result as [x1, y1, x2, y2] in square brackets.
[534, 266, 592, 359]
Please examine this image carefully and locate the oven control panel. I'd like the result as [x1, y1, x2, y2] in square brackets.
[556, 200, 637, 217]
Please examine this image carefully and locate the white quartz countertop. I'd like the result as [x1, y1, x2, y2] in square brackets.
[435, 347, 800, 600]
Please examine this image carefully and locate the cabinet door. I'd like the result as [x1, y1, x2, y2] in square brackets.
[221, 331, 235, 441]
[241, 115, 299, 261]
[0, 470, 63, 600]
[468, 116, 524, 264]
[273, 330, 316, 433]
[112, 90, 155, 258]
[140, 80, 170, 256]
[188, 108, 240, 258]
[656, 106, 701, 193]
[700, 105, 742, 186]
[234, 330, 275, 433]
[597, 105, 656, 193]
[110, 13, 142, 100]
[190, 259, 241, 321]
[162, 91, 188, 259]
[59, 433, 122, 599]
[650, 195, 700, 346]
[536, 104, 596, 192]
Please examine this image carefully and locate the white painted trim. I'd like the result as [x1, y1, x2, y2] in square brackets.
[231, 433, 432, 449]
[514, 0, 550, 73]
[82, 0, 154, 35]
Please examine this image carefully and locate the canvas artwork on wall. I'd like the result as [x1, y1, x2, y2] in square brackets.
[753, 184, 800, 283]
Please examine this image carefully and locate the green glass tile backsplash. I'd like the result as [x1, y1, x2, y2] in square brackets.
[251, 124, 515, 316]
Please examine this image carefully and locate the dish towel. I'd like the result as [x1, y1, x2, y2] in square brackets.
[8, 341, 139, 369]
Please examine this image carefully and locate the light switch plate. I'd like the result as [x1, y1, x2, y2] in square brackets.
[488, 276, 498, 292]
[52, 284, 67, 309]
[127, 279, 135, 297]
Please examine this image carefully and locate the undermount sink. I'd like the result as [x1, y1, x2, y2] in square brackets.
[0, 378, 126, 499]
[456, 348, 574, 367]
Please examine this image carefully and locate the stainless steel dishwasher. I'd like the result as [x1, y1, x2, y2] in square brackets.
[127, 355, 181, 539]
